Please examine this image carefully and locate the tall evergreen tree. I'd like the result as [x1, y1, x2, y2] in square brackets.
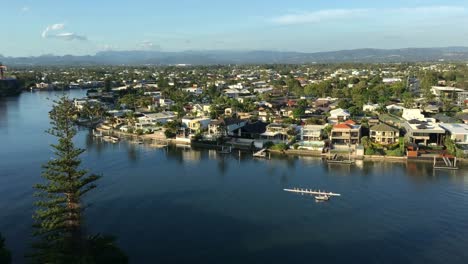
[0, 233, 12, 264]
[31, 96, 101, 263]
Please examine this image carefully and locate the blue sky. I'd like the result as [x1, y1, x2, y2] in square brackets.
[2, 0, 468, 56]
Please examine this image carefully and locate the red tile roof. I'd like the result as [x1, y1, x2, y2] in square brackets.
[333, 123, 352, 129]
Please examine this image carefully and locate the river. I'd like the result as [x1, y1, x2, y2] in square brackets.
[1, 90, 468, 264]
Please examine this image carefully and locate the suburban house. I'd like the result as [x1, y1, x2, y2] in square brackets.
[330, 120, 361, 145]
[182, 87, 203, 95]
[182, 117, 211, 133]
[369, 123, 400, 145]
[238, 121, 268, 139]
[300, 125, 326, 141]
[439, 123, 468, 144]
[298, 124, 326, 151]
[402, 109, 425, 121]
[431, 86, 464, 98]
[363, 103, 380, 113]
[260, 123, 297, 143]
[403, 120, 445, 146]
[192, 104, 211, 117]
[208, 118, 247, 137]
[137, 112, 176, 126]
[329, 108, 350, 123]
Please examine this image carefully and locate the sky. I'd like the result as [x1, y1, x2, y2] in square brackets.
[2, 0, 468, 57]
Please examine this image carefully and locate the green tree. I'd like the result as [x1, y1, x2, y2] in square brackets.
[104, 78, 112, 92]
[31, 97, 127, 263]
[0, 233, 11, 264]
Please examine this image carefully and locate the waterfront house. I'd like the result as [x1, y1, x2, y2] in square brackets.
[137, 112, 176, 126]
[369, 123, 400, 145]
[300, 125, 326, 141]
[208, 117, 247, 137]
[260, 123, 297, 143]
[182, 117, 211, 133]
[403, 120, 445, 146]
[330, 120, 361, 145]
[439, 123, 468, 143]
[238, 121, 268, 139]
[298, 124, 326, 151]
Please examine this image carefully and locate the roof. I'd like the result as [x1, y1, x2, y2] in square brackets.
[333, 123, 352, 129]
[432, 113, 459, 123]
[439, 123, 468, 134]
[222, 117, 245, 126]
[260, 131, 281, 137]
[370, 123, 399, 132]
[330, 108, 350, 116]
[241, 121, 268, 134]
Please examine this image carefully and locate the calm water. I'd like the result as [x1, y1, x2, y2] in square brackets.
[1, 91, 468, 264]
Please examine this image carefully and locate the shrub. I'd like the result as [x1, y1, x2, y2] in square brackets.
[271, 143, 288, 151]
[263, 141, 274, 149]
[164, 130, 176, 138]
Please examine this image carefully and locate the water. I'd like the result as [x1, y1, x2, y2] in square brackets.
[1, 91, 468, 264]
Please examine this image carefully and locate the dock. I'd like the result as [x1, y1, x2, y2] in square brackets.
[433, 156, 459, 170]
[283, 188, 341, 197]
[326, 153, 355, 165]
[253, 148, 270, 159]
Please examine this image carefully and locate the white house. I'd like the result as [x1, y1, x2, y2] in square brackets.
[182, 87, 203, 95]
[402, 109, 425, 121]
[363, 103, 380, 112]
[137, 112, 176, 126]
[329, 108, 350, 122]
[439, 123, 468, 144]
[431, 86, 465, 97]
[298, 125, 326, 151]
[254, 87, 273, 94]
[383, 78, 402, 84]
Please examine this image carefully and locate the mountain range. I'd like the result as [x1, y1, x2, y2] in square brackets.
[2, 47, 468, 66]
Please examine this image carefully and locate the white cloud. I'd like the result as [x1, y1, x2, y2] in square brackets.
[272, 9, 368, 25]
[20, 6, 30, 13]
[138, 41, 160, 50]
[271, 6, 466, 25]
[54, 32, 87, 41]
[41, 23, 87, 41]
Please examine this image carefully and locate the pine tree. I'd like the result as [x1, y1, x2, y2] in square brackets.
[31, 96, 101, 263]
[0, 232, 12, 264]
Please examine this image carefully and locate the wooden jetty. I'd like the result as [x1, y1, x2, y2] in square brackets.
[253, 148, 270, 159]
[326, 153, 355, 165]
[283, 188, 341, 197]
[433, 156, 459, 170]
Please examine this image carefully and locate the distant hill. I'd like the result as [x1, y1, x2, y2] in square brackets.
[2, 47, 468, 66]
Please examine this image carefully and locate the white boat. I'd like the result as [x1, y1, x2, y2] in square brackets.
[315, 195, 330, 201]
